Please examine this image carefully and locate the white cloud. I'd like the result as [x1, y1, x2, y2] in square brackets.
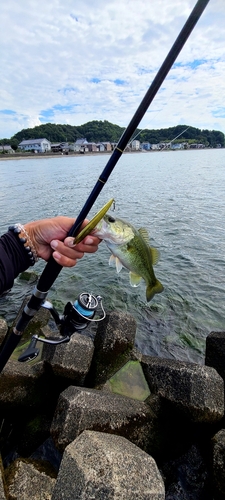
[0, 0, 224, 138]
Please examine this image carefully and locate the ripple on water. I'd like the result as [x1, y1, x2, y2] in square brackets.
[0, 150, 225, 363]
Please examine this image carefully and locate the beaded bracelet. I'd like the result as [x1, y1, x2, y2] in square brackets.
[8, 224, 39, 266]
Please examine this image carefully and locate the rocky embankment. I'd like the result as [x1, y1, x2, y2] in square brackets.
[0, 300, 225, 499]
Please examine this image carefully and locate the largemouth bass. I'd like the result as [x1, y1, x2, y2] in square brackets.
[93, 214, 164, 302]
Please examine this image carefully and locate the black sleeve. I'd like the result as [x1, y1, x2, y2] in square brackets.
[0, 231, 31, 295]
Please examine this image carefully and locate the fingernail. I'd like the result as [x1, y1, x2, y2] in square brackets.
[50, 240, 58, 249]
[84, 236, 94, 244]
[66, 238, 76, 248]
[53, 251, 61, 261]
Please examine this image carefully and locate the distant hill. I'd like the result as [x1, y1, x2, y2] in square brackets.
[10, 121, 125, 144]
[3, 121, 225, 148]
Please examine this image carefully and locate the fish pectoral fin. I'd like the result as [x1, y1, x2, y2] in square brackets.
[149, 247, 160, 266]
[109, 254, 117, 267]
[146, 279, 164, 302]
[109, 254, 123, 273]
[115, 257, 123, 273]
[129, 272, 142, 287]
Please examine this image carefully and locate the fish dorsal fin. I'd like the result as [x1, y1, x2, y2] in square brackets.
[129, 272, 142, 287]
[138, 228, 150, 244]
[109, 254, 123, 273]
[150, 247, 160, 266]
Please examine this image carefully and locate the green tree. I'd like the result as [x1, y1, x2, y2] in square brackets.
[9, 122, 224, 148]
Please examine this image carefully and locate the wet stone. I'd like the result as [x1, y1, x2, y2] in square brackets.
[205, 331, 225, 383]
[91, 310, 137, 386]
[42, 331, 94, 383]
[51, 385, 157, 454]
[0, 318, 8, 347]
[5, 459, 56, 500]
[212, 429, 225, 498]
[0, 360, 46, 409]
[51, 430, 165, 500]
[0, 456, 7, 500]
[141, 355, 224, 423]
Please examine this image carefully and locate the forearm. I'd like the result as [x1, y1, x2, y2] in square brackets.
[0, 231, 31, 295]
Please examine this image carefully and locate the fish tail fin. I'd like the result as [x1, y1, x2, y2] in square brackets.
[146, 279, 164, 302]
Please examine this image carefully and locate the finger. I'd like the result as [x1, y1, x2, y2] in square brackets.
[73, 241, 99, 254]
[52, 251, 78, 267]
[64, 235, 101, 248]
[51, 240, 85, 260]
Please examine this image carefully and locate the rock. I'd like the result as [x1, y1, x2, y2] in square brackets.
[51, 385, 157, 454]
[90, 311, 136, 386]
[5, 459, 56, 500]
[212, 429, 225, 498]
[0, 318, 8, 347]
[0, 360, 46, 409]
[42, 332, 94, 382]
[141, 356, 224, 423]
[0, 456, 7, 500]
[51, 430, 165, 499]
[205, 331, 225, 383]
[18, 270, 38, 283]
[161, 444, 210, 499]
[30, 437, 62, 472]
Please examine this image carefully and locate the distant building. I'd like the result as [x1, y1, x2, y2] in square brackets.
[131, 140, 140, 150]
[51, 143, 62, 152]
[96, 143, 105, 152]
[141, 142, 151, 151]
[87, 142, 98, 152]
[18, 138, 51, 152]
[170, 143, 183, 150]
[189, 143, 205, 149]
[101, 142, 112, 151]
[0, 144, 15, 153]
[72, 138, 89, 152]
[51, 142, 69, 153]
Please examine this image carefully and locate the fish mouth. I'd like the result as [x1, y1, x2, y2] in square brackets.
[73, 198, 114, 244]
[91, 218, 110, 237]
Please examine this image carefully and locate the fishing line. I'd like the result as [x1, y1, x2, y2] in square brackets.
[160, 126, 191, 151]
[0, 0, 210, 372]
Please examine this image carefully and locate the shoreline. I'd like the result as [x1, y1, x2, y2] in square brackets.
[0, 147, 223, 162]
[0, 152, 110, 161]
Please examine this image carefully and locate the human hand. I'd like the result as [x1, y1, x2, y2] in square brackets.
[24, 216, 101, 267]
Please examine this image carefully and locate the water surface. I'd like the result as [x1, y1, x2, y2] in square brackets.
[0, 149, 224, 363]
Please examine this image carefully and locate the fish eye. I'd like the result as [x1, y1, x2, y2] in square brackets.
[108, 215, 115, 223]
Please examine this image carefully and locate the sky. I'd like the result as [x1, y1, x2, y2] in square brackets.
[1, 0, 224, 139]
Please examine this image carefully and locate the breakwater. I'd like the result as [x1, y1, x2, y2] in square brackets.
[0, 302, 225, 499]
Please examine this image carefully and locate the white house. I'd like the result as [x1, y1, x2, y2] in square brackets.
[131, 140, 140, 150]
[170, 143, 183, 150]
[18, 138, 51, 152]
[71, 138, 89, 153]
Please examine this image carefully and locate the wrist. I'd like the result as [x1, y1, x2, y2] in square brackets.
[8, 224, 39, 265]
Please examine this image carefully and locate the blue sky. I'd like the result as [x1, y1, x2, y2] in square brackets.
[0, 0, 224, 139]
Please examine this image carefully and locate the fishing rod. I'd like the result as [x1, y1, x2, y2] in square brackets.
[0, 0, 210, 372]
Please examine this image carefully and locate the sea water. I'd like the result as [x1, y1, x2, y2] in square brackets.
[0, 149, 224, 364]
